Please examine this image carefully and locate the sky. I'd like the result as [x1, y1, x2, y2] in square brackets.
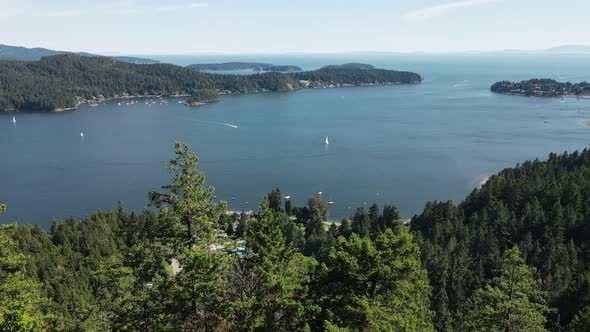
[0, 0, 589, 55]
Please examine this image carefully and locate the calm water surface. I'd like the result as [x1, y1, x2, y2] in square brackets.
[2, 54, 590, 226]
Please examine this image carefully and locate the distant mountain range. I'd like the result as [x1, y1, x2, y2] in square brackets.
[474, 45, 590, 55]
[544, 45, 590, 54]
[0, 44, 159, 64]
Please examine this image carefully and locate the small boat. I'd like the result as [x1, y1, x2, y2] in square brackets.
[317, 191, 323, 195]
[89, 103, 99, 107]
[12, 116, 16, 124]
[325, 136, 329, 145]
[328, 201, 335, 205]
[117, 102, 121, 106]
[80, 132, 84, 137]
[283, 195, 292, 199]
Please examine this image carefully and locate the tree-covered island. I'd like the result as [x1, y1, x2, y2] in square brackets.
[0, 54, 422, 111]
[186, 89, 220, 106]
[491, 79, 590, 97]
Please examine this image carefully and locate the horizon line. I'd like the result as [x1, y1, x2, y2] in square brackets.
[4, 43, 590, 57]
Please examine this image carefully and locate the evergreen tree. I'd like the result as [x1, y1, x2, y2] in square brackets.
[338, 219, 353, 238]
[228, 197, 318, 331]
[149, 141, 226, 247]
[460, 247, 550, 332]
[225, 221, 234, 236]
[304, 209, 330, 259]
[308, 194, 329, 221]
[285, 199, 292, 216]
[319, 226, 434, 331]
[382, 204, 401, 230]
[0, 226, 48, 331]
[235, 211, 249, 239]
[369, 203, 382, 237]
[351, 207, 370, 238]
[268, 187, 283, 213]
[174, 247, 229, 330]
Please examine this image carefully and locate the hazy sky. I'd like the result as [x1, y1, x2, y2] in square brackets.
[0, 0, 589, 54]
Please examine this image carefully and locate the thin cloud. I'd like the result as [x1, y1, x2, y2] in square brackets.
[155, 3, 208, 12]
[403, 0, 501, 22]
[48, 10, 85, 17]
[0, 0, 29, 17]
[45, 2, 208, 17]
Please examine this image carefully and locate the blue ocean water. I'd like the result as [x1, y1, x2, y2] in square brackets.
[2, 54, 590, 226]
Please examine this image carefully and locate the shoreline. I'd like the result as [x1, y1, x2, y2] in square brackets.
[492, 91, 590, 99]
[4, 81, 420, 113]
[51, 93, 192, 113]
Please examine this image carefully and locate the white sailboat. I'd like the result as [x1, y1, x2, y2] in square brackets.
[325, 136, 329, 145]
[80, 132, 84, 138]
[12, 116, 16, 124]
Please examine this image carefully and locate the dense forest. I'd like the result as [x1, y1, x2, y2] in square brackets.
[186, 62, 303, 72]
[2, 142, 590, 331]
[491, 79, 590, 97]
[0, 54, 422, 112]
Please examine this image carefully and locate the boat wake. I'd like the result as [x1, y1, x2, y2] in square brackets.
[183, 118, 239, 128]
[206, 121, 238, 128]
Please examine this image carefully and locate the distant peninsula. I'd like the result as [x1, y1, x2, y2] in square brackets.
[321, 63, 375, 70]
[491, 79, 590, 97]
[187, 62, 302, 73]
[0, 54, 422, 111]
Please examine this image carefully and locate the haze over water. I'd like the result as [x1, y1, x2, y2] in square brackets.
[2, 54, 590, 227]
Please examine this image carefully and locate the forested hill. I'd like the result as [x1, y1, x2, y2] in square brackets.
[0, 54, 422, 112]
[0, 43, 159, 64]
[412, 149, 590, 331]
[2, 143, 590, 330]
[0, 54, 300, 111]
[491, 79, 590, 97]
